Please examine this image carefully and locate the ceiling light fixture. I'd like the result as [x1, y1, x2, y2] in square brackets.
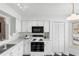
[17, 3, 28, 11]
[67, 3, 79, 20]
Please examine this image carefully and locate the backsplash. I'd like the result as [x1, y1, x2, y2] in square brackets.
[18, 32, 49, 39]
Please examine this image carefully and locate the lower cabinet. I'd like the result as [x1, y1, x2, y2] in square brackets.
[24, 39, 30, 55]
[44, 41, 52, 55]
[8, 46, 18, 56]
[18, 40, 24, 56]
[1, 40, 23, 56]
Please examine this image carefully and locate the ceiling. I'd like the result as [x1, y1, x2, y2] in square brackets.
[6, 3, 79, 18]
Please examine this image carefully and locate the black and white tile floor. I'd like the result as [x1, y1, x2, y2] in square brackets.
[23, 53, 75, 56]
[53, 53, 75, 56]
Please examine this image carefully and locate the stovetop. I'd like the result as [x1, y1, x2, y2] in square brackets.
[31, 37, 44, 42]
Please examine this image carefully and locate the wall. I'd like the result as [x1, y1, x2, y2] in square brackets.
[10, 17, 16, 36]
[0, 4, 21, 46]
[0, 3, 21, 33]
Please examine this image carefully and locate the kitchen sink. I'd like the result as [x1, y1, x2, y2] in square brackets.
[0, 44, 15, 54]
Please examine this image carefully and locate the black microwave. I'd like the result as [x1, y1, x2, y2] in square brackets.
[32, 26, 44, 33]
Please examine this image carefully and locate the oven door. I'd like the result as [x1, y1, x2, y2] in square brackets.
[31, 42, 44, 52]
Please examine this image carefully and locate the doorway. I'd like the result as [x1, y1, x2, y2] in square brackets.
[0, 16, 5, 40]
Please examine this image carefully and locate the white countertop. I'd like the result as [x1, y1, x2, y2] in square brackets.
[8, 38, 24, 44]
[0, 38, 24, 55]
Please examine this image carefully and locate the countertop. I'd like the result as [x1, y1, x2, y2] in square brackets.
[0, 38, 23, 55]
[8, 38, 23, 44]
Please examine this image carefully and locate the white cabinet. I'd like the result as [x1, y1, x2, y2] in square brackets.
[9, 46, 18, 56]
[23, 39, 30, 55]
[18, 40, 24, 56]
[53, 22, 65, 53]
[44, 40, 52, 55]
[37, 21, 44, 26]
[22, 21, 31, 32]
[31, 21, 38, 26]
[53, 22, 59, 52]
[21, 20, 50, 32]
[58, 23, 65, 52]
[44, 21, 50, 32]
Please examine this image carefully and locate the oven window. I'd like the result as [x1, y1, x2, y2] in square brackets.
[31, 42, 44, 52]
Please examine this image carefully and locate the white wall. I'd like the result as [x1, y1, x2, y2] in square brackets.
[0, 3, 21, 33]
[0, 4, 21, 46]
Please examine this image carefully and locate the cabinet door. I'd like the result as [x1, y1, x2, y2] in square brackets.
[30, 20, 44, 27]
[18, 41, 24, 56]
[22, 21, 29, 32]
[44, 21, 49, 32]
[37, 21, 44, 26]
[53, 22, 59, 52]
[22, 21, 32, 32]
[58, 23, 65, 52]
[24, 40, 30, 55]
[31, 21, 37, 26]
[53, 22, 65, 53]
[44, 41, 52, 55]
[10, 46, 18, 56]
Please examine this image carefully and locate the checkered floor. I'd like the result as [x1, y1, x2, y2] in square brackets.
[23, 53, 75, 56]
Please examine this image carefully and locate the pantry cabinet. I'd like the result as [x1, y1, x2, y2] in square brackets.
[53, 22, 65, 53]
[52, 21, 70, 54]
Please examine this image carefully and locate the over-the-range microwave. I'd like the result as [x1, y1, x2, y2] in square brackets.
[32, 26, 44, 33]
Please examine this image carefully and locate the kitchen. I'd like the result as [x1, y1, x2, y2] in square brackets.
[0, 3, 79, 56]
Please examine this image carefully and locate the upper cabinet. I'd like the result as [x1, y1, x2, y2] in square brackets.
[22, 21, 31, 32]
[44, 21, 50, 32]
[21, 20, 50, 32]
